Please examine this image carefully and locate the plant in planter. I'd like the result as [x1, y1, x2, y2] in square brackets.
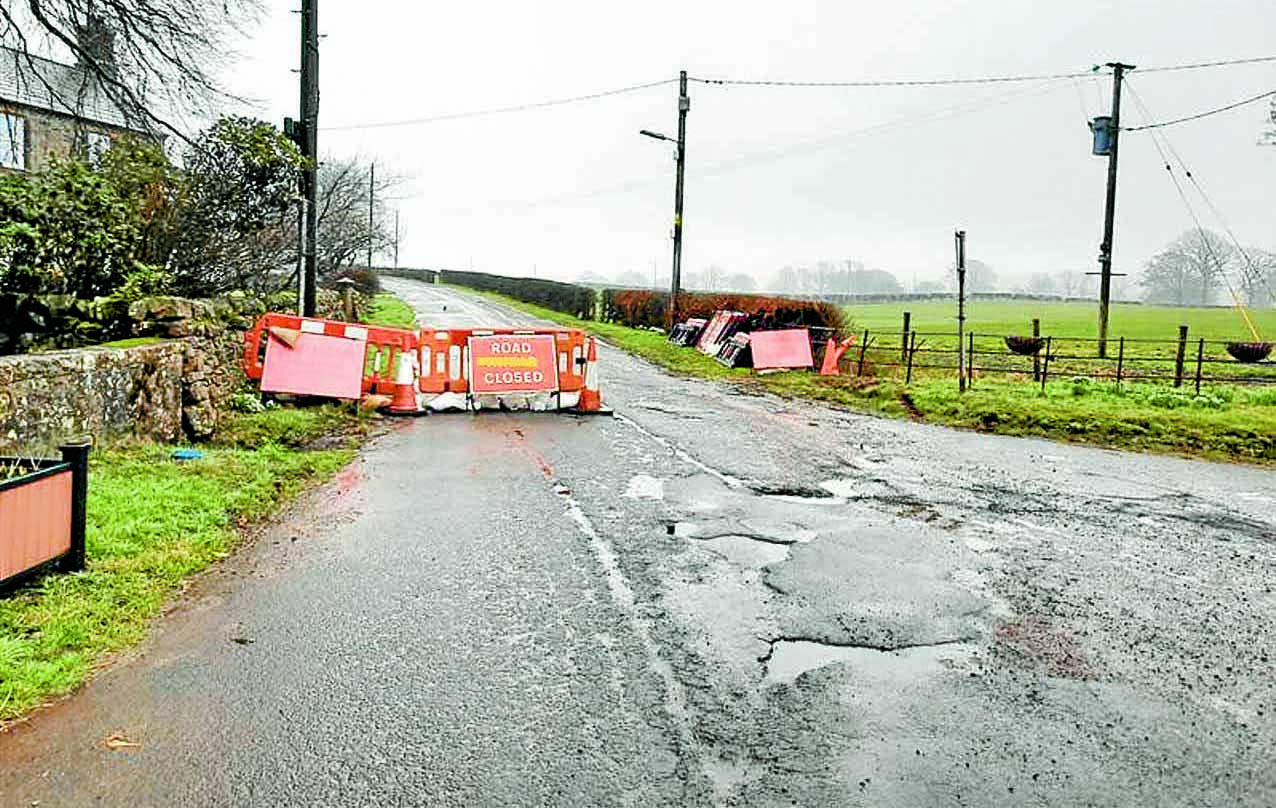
[1225, 342, 1273, 364]
[0, 443, 90, 592]
[1004, 335, 1046, 356]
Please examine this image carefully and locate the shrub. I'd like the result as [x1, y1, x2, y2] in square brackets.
[441, 270, 595, 318]
[604, 288, 845, 334]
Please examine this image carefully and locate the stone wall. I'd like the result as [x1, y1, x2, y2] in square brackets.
[0, 292, 266, 355]
[0, 328, 248, 455]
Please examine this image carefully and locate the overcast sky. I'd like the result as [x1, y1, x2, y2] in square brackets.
[220, 0, 1275, 289]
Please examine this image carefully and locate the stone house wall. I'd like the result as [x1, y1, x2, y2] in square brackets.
[0, 328, 248, 456]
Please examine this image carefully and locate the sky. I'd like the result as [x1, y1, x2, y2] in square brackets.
[215, 0, 1275, 292]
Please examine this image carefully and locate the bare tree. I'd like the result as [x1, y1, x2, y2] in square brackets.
[1, 1, 257, 138]
[699, 264, 726, 291]
[1238, 247, 1276, 306]
[768, 265, 799, 293]
[1054, 270, 1084, 298]
[313, 156, 401, 276]
[1140, 229, 1234, 305]
[1023, 272, 1057, 296]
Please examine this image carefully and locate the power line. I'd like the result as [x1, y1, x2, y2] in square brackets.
[689, 70, 1094, 88]
[322, 78, 676, 131]
[1124, 88, 1276, 131]
[1125, 80, 1272, 329]
[432, 79, 1072, 216]
[690, 55, 1276, 89]
[1138, 54, 1276, 73]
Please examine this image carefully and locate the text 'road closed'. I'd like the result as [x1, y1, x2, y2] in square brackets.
[468, 335, 559, 394]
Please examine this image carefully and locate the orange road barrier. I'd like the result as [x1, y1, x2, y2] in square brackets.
[244, 313, 418, 397]
[819, 335, 858, 376]
[418, 328, 604, 413]
[245, 315, 610, 415]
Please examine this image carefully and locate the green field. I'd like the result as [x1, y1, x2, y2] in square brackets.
[845, 299, 1276, 344]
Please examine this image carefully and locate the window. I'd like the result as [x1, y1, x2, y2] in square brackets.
[86, 131, 111, 164]
[0, 112, 25, 170]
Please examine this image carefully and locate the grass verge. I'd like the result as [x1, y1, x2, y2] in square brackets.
[0, 405, 364, 722]
[457, 287, 1276, 464]
[363, 293, 417, 329]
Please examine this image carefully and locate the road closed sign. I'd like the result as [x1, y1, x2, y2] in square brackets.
[468, 334, 560, 395]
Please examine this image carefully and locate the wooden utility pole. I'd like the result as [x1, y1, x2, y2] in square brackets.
[670, 69, 689, 328]
[393, 210, 400, 268]
[955, 230, 967, 392]
[299, 0, 319, 316]
[366, 162, 375, 268]
[1094, 62, 1134, 357]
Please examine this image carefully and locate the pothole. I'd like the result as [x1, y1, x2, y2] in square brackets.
[698, 535, 791, 567]
[764, 639, 973, 685]
[624, 474, 665, 500]
[750, 483, 836, 499]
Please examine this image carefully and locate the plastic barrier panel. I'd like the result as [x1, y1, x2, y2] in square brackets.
[261, 331, 367, 399]
[244, 313, 417, 397]
[750, 329, 814, 370]
[468, 334, 559, 395]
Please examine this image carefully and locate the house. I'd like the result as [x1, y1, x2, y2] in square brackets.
[0, 45, 148, 173]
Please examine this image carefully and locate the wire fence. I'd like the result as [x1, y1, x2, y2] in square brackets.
[837, 325, 1276, 392]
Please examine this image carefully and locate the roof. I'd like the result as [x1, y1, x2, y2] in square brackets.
[0, 46, 139, 131]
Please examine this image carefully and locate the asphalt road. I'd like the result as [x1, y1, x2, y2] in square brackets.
[2, 279, 1273, 807]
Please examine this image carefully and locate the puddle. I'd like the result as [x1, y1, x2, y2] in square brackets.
[698, 535, 790, 567]
[819, 479, 858, 498]
[625, 474, 665, 500]
[765, 639, 972, 685]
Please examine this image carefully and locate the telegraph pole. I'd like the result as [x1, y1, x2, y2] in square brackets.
[367, 162, 375, 268]
[393, 210, 400, 268]
[1094, 62, 1134, 357]
[671, 70, 688, 328]
[955, 230, 967, 392]
[299, 0, 319, 316]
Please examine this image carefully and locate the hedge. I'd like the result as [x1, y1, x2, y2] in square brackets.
[441, 270, 595, 318]
[438, 270, 845, 335]
[604, 289, 845, 334]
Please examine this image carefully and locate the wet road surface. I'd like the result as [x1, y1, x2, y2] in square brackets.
[1, 278, 1273, 806]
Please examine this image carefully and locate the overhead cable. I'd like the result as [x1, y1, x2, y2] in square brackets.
[322, 78, 676, 131]
[1124, 88, 1276, 131]
[688, 70, 1093, 88]
[691, 55, 1276, 89]
[1138, 54, 1276, 73]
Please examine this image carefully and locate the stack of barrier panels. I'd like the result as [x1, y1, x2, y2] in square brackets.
[669, 318, 708, 347]
[716, 333, 752, 368]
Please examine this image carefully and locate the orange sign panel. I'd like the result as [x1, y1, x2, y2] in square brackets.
[469, 334, 559, 394]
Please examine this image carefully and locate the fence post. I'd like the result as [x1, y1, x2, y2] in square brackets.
[905, 331, 916, 385]
[58, 441, 91, 573]
[1116, 336, 1125, 384]
[1032, 318, 1041, 382]
[1194, 338, 1205, 394]
[1174, 325, 1189, 387]
[901, 311, 911, 365]
[1040, 336, 1053, 391]
[967, 332, 975, 389]
[856, 330, 869, 376]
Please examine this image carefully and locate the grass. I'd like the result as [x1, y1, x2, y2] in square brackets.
[457, 288, 1276, 464]
[98, 336, 165, 350]
[0, 405, 363, 722]
[363, 293, 417, 329]
[845, 299, 1276, 345]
